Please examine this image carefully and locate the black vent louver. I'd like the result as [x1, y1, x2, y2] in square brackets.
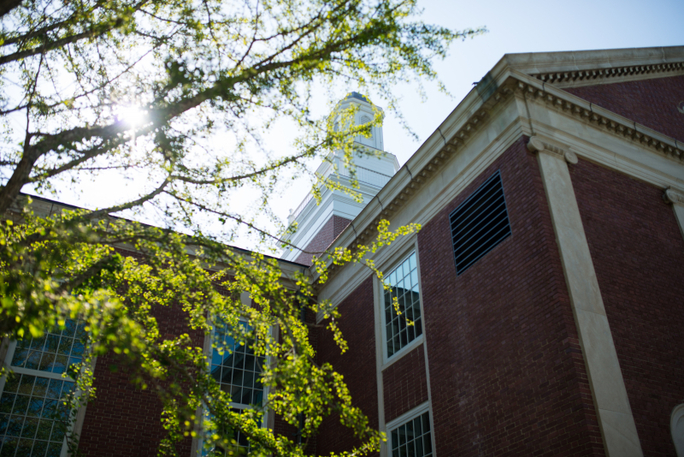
[450, 171, 511, 275]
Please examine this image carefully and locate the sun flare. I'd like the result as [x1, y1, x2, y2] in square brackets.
[116, 105, 148, 128]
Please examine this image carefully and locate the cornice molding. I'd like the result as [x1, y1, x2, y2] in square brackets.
[315, 68, 684, 289]
[530, 61, 684, 87]
[514, 79, 684, 163]
[663, 187, 684, 206]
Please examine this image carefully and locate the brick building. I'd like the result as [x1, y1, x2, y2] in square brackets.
[1, 46, 684, 456]
[286, 46, 684, 457]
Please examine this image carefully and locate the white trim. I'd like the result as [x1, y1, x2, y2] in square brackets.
[385, 402, 434, 457]
[376, 243, 424, 364]
[672, 404, 684, 457]
[375, 240, 432, 456]
[193, 309, 272, 456]
[529, 136, 643, 457]
[500, 46, 684, 88]
[663, 188, 684, 241]
[372, 272, 386, 456]
[416, 245, 436, 457]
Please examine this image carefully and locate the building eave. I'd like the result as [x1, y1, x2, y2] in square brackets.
[502, 45, 684, 88]
[311, 46, 684, 288]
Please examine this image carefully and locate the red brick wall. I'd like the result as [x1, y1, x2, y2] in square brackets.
[78, 249, 201, 457]
[570, 158, 684, 457]
[295, 215, 351, 266]
[417, 137, 604, 456]
[315, 276, 379, 454]
[565, 75, 684, 142]
[78, 308, 198, 457]
[77, 355, 171, 457]
[382, 345, 428, 423]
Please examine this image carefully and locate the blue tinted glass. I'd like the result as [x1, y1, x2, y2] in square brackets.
[0, 395, 15, 414]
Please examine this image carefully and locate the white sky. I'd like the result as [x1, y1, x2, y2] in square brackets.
[269, 0, 684, 238]
[20, 0, 683, 251]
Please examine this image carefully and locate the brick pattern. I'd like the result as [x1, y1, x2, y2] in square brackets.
[382, 345, 428, 423]
[77, 354, 180, 457]
[295, 215, 351, 266]
[570, 158, 684, 457]
[315, 276, 379, 455]
[77, 249, 204, 457]
[417, 137, 604, 456]
[78, 344, 197, 456]
[565, 75, 684, 142]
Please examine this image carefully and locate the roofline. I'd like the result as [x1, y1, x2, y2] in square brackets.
[500, 45, 684, 74]
[11, 192, 310, 271]
[497, 45, 684, 87]
[313, 45, 684, 282]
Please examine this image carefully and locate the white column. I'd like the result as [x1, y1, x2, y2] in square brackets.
[663, 188, 684, 240]
[528, 136, 643, 457]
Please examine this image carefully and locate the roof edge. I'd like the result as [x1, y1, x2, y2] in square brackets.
[499, 46, 684, 87]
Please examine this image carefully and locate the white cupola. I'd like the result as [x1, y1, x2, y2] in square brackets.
[280, 93, 398, 265]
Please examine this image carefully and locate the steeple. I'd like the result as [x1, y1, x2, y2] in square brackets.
[280, 93, 398, 265]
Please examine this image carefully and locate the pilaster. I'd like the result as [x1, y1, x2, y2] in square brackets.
[527, 136, 643, 457]
[663, 187, 684, 240]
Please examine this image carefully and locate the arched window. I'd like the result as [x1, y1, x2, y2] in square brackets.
[358, 115, 373, 146]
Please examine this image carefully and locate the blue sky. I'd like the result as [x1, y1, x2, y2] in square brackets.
[381, 0, 684, 163]
[270, 0, 684, 232]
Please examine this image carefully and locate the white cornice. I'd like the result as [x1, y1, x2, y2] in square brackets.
[512, 73, 684, 162]
[501, 46, 684, 88]
[314, 47, 684, 307]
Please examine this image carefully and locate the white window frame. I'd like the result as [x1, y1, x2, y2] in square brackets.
[376, 245, 426, 365]
[0, 321, 89, 457]
[385, 402, 435, 457]
[193, 292, 273, 456]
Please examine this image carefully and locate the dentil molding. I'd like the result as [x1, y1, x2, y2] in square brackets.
[531, 61, 684, 87]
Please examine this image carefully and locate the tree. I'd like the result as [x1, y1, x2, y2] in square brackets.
[0, 0, 482, 455]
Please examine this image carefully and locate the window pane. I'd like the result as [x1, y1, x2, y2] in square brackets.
[391, 412, 432, 457]
[46, 441, 62, 457]
[384, 252, 422, 357]
[415, 437, 424, 457]
[0, 370, 74, 456]
[0, 395, 15, 414]
[11, 320, 86, 373]
[32, 440, 48, 457]
[210, 321, 263, 408]
[58, 337, 73, 356]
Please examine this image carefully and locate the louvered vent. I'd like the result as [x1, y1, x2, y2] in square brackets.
[450, 171, 511, 275]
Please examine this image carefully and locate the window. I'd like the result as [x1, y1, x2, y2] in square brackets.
[357, 115, 374, 146]
[201, 320, 265, 453]
[0, 319, 86, 457]
[672, 404, 684, 457]
[384, 251, 422, 358]
[210, 321, 264, 409]
[450, 171, 511, 275]
[388, 409, 433, 457]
